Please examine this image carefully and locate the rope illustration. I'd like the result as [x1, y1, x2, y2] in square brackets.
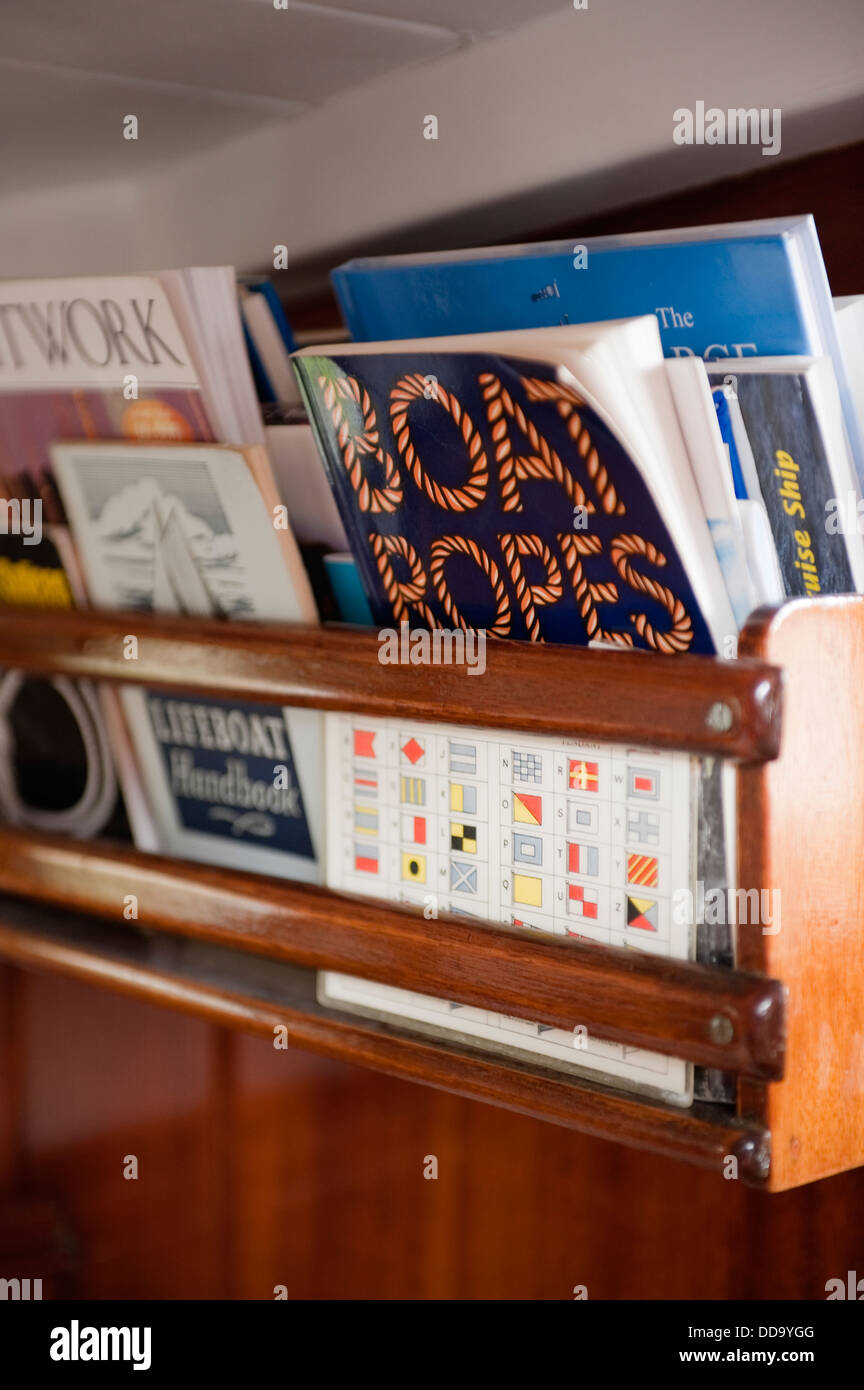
[480, 373, 594, 515]
[520, 376, 626, 516]
[390, 374, 488, 510]
[319, 373, 403, 512]
[558, 532, 633, 648]
[367, 532, 436, 627]
[428, 535, 512, 636]
[499, 533, 563, 642]
[610, 533, 694, 653]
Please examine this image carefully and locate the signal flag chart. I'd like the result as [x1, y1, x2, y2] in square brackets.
[322, 714, 695, 1103]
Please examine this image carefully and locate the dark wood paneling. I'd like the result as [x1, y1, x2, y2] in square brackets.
[0, 907, 771, 1181]
[2, 967, 864, 1300]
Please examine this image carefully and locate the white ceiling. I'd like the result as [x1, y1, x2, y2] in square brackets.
[0, 0, 862, 285]
[0, 0, 561, 194]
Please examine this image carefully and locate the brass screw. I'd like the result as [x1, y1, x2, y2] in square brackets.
[709, 1013, 734, 1045]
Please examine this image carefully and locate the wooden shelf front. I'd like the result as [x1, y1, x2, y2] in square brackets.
[0, 830, 785, 1080]
[0, 606, 783, 759]
[0, 897, 772, 1185]
[3, 599, 864, 1192]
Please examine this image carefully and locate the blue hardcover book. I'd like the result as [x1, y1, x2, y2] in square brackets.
[292, 319, 736, 656]
[241, 317, 277, 404]
[332, 217, 864, 483]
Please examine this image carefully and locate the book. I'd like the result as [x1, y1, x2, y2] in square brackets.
[323, 553, 375, 624]
[331, 216, 864, 485]
[664, 357, 758, 627]
[52, 440, 323, 880]
[319, 712, 696, 1104]
[265, 419, 350, 551]
[704, 359, 864, 596]
[239, 284, 297, 405]
[292, 318, 737, 655]
[0, 266, 325, 876]
[0, 527, 125, 839]
[0, 275, 215, 523]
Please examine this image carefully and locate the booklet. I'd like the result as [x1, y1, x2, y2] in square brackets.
[293, 318, 737, 654]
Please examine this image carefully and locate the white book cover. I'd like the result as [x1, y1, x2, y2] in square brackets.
[52, 440, 324, 882]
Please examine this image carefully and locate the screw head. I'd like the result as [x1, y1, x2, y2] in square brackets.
[709, 1013, 735, 1045]
[706, 701, 734, 733]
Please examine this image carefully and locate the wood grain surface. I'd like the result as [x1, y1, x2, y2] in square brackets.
[739, 597, 864, 1190]
[0, 607, 783, 760]
[0, 830, 785, 1079]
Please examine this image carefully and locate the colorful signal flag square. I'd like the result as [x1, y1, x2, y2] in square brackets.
[513, 791, 542, 826]
[400, 814, 426, 845]
[513, 750, 542, 782]
[568, 883, 599, 919]
[627, 852, 659, 888]
[354, 843, 378, 874]
[628, 766, 659, 799]
[450, 821, 477, 854]
[513, 832, 542, 866]
[353, 728, 376, 759]
[353, 805, 378, 836]
[567, 801, 598, 834]
[568, 842, 599, 876]
[400, 775, 425, 805]
[450, 782, 477, 815]
[513, 873, 543, 908]
[449, 741, 476, 775]
[353, 769, 378, 798]
[627, 895, 658, 931]
[400, 735, 425, 766]
[401, 851, 426, 884]
[569, 759, 599, 793]
[627, 809, 660, 844]
[450, 860, 477, 894]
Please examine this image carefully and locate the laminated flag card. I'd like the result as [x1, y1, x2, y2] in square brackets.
[319, 714, 697, 1104]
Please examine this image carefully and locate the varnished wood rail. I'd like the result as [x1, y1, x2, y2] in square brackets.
[0, 901, 772, 1184]
[0, 830, 785, 1079]
[0, 607, 783, 759]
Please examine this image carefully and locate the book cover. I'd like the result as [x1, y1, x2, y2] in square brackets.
[52, 440, 323, 880]
[332, 216, 864, 484]
[0, 276, 213, 523]
[293, 342, 723, 655]
[705, 365, 862, 596]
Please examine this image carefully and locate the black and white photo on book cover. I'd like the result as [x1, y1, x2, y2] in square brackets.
[51, 440, 324, 880]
